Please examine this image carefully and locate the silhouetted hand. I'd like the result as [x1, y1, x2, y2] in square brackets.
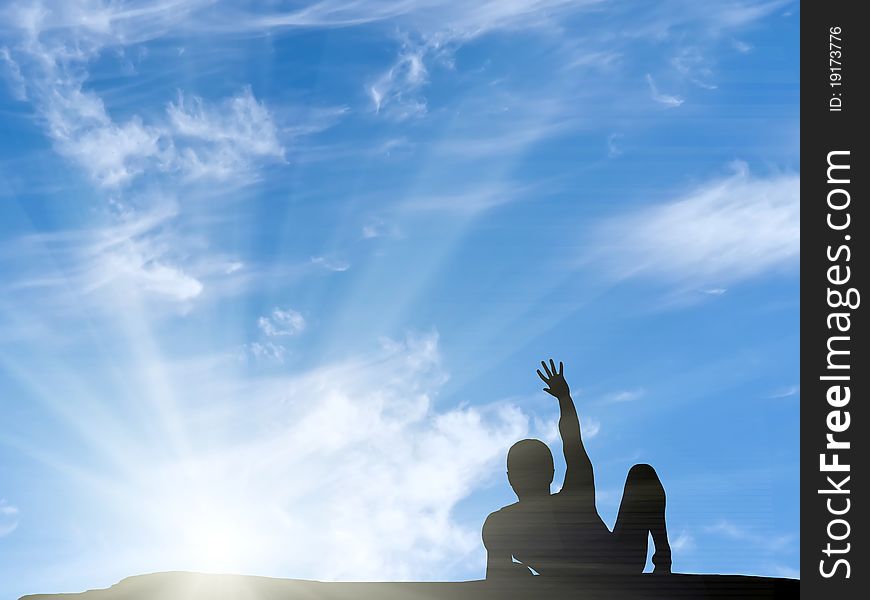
[537, 359, 570, 399]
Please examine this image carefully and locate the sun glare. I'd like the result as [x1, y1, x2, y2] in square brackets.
[177, 505, 257, 573]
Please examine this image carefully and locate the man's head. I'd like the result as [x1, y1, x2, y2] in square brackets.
[507, 439, 554, 500]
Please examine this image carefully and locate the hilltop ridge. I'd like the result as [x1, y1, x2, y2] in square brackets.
[21, 570, 798, 600]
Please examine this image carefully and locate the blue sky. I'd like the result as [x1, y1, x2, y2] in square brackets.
[0, 1, 799, 597]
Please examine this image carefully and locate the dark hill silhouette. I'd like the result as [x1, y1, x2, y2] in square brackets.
[20, 571, 798, 600]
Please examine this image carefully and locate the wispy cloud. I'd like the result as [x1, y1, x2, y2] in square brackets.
[706, 0, 792, 30]
[0, 6, 334, 189]
[6, 203, 205, 307]
[645, 73, 684, 108]
[767, 385, 799, 399]
[258, 307, 306, 337]
[0, 2, 335, 323]
[607, 133, 623, 158]
[400, 182, 533, 215]
[311, 256, 350, 272]
[243, 307, 306, 363]
[671, 47, 718, 90]
[0, 500, 18, 537]
[362, 218, 387, 240]
[704, 520, 796, 553]
[2, 3, 167, 187]
[369, 34, 432, 119]
[46, 85, 286, 187]
[604, 388, 645, 403]
[701, 288, 728, 296]
[245, 1, 589, 38]
[671, 528, 695, 552]
[589, 165, 799, 287]
[581, 416, 601, 439]
[732, 39, 753, 53]
[0, 46, 26, 100]
[167, 88, 286, 181]
[245, 340, 286, 363]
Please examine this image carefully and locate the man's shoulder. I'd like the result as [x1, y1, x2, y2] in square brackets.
[483, 503, 520, 531]
[482, 503, 520, 549]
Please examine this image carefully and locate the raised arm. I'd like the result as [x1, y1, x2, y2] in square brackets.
[537, 360, 595, 503]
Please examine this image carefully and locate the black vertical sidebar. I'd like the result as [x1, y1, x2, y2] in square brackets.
[801, 2, 867, 599]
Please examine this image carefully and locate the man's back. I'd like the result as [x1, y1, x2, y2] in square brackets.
[483, 492, 611, 576]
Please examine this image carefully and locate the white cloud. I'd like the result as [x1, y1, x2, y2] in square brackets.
[229, 0, 579, 98]
[732, 39, 753, 53]
[167, 88, 285, 180]
[368, 35, 434, 119]
[671, 529, 695, 552]
[645, 73, 684, 108]
[604, 388, 645, 403]
[671, 47, 717, 90]
[704, 520, 795, 553]
[90, 332, 532, 580]
[0, 6, 310, 189]
[98, 244, 204, 301]
[311, 256, 350, 272]
[0, 3, 167, 187]
[2, 0, 213, 48]
[357, 2, 606, 119]
[0, 45, 27, 100]
[22, 55, 169, 187]
[607, 133, 623, 158]
[215, 0, 791, 134]
[0, 5, 310, 318]
[168, 90, 280, 155]
[80, 215, 203, 304]
[62, 117, 164, 187]
[767, 385, 799, 399]
[362, 218, 386, 239]
[581, 417, 601, 438]
[258, 307, 306, 337]
[5, 203, 211, 312]
[708, 0, 792, 30]
[589, 166, 799, 286]
[249, 1, 588, 37]
[246, 340, 286, 363]
[0, 500, 19, 537]
[44, 85, 286, 187]
[224, 261, 244, 274]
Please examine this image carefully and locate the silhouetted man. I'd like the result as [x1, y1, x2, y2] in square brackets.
[482, 360, 672, 579]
